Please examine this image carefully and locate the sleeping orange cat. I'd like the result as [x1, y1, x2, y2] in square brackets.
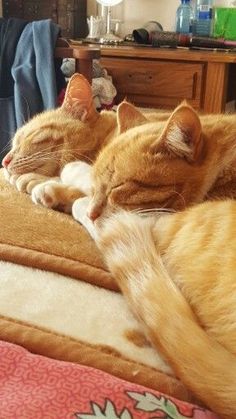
[29, 96, 236, 417]
[68, 101, 236, 417]
[3, 73, 236, 213]
[2, 73, 150, 200]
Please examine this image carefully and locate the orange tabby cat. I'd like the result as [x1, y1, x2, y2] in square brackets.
[31, 101, 236, 215]
[66, 103, 236, 418]
[2, 73, 148, 199]
[73, 195, 236, 419]
[3, 72, 163, 212]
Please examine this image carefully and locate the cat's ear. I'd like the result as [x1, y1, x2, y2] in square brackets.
[117, 101, 148, 134]
[62, 73, 99, 123]
[152, 103, 203, 162]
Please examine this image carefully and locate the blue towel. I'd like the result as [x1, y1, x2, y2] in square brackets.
[0, 19, 61, 160]
[12, 19, 60, 127]
[0, 17, 27, 98]
[0, 17, 27, 159]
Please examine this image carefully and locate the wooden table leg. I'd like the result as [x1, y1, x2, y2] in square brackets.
[55, 43, 100, 84]
[75, 58, 93, 84]
[203, 62, 229, 113]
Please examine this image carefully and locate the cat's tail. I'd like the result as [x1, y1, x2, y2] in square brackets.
[132, 254, 236, 419]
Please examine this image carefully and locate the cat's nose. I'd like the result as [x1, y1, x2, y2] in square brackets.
[2, 153, 12, 168]
[87, 200, 104, 221]
[87, 194, 105, 222]
[87, 206, 102, 222]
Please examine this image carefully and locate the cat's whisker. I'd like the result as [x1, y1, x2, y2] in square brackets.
[19, 94, 31, 124]
[0, 137, 15, 158]
[36, 142, 93, 161]
[0, 128, 15, 137]
[135, 207, 176, 216]
[39, 145, 66, 155]
[40, 143, 63, 152]
[12, 163, 39, 171]
[136, 208, 176, 213]
[30, 148, 62, 157]
[75, 154, 93, 164]
[130, 208, 143, 214]
[32, 166, 55, 176]
[171, 190, 186, 207]
[31, 153, 61, 161]
[62, 151, 93, 164]
[1, 141, 13, 155]
[12, 151, 62, 167]
[11, 157, 59, 171]
[63, 150, 94, 163]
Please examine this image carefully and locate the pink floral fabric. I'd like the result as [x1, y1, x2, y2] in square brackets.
[0, 341, 219, 419]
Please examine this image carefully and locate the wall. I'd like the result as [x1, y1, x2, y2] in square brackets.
[87, 0, 230, 37]
[0, 0, 230, 32]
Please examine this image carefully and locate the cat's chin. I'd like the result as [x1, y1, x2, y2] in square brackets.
[72, 197, 98, 241]
[3, 168, 10, 181]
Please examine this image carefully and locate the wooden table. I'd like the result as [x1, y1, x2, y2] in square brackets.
[98, 45, 236, 113]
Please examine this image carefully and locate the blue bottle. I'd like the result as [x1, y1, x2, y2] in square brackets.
[193, 0, 213, 37]
[176, 0, 194, 34]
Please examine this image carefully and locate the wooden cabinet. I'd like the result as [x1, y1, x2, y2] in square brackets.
[2, 0, 87, 38]
[100, 46, 236, 113]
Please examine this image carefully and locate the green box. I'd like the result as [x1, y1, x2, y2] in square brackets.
[213, 7, 236, 40]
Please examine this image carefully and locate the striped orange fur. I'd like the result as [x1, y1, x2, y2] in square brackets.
[93, 201, 236, 418]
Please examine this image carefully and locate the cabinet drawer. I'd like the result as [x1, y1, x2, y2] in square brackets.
[101, 57, 204, 109]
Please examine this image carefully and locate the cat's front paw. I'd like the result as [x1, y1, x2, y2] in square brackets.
[31, 181, 71, 213]
[13, 173, 51, 194]
[9, 173, 20, 186]
[32, 181, 61, 209]
[3, 168, 11, 182]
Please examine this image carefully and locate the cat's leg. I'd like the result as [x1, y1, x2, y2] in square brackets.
[31, 161, 92, 213]
[72, 197, 98, 239]
[60, 161, 92, 196]
[31, 181, 83, 213]
[9, 172, 56, 194]
[93, 211, 158, 299]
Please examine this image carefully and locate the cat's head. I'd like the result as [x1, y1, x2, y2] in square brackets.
[87, 102, 206, 219]
[2, 74, 115, 177]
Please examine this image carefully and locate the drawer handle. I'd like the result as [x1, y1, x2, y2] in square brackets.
[128, 73, 154, 82]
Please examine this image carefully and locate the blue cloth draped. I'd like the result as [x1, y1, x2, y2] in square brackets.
[0, 19, 60, 160]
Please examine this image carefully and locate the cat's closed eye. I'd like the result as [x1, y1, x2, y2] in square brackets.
[108, 182, 176, 207]
[132, 180, 181, 191]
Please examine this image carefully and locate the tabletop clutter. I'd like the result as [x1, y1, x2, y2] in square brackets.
[86, 0, 236, 51]
[132, 1, 236, 50]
